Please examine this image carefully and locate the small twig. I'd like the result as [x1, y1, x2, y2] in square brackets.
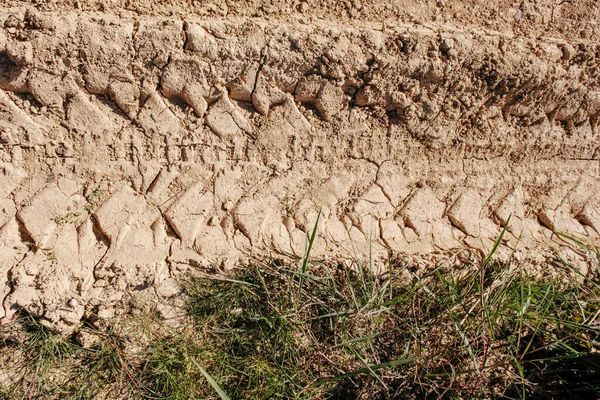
[109, 336, 141, 391]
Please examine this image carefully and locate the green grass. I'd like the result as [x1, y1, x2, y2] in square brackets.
[1, 233, 600, 399]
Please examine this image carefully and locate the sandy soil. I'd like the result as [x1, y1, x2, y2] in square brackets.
[0, 0, 599, 333]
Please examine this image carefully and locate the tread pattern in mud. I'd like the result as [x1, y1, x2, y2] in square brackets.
[0, 9, 599, 332]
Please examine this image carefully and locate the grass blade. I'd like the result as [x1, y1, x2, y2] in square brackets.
[297, 207, 322, 303]
[346, 343, 388, 390]
[316, 357, 422, 385]
[483, 214, 510, 268]
[191, 358, 231, 400]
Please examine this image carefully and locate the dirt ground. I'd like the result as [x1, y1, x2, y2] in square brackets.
[0, 0, 599, 333]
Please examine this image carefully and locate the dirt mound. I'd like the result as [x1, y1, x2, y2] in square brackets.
[0, 1, 599, 333]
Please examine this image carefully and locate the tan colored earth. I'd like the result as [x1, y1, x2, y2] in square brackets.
[0, 0, 599, 334]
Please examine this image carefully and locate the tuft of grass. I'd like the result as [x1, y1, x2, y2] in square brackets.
[20, 314, 79, 376]
[183, 264, 310, 399]
[136, 335, 203, 399]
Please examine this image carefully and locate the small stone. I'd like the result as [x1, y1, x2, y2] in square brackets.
[560, 44, 574, 61]
[156, 279, 180, 299]
[93, 279, 107, 288]
[580, 26, 593, 39]
[5, 15, 21, 28]
[440, 38, 454, 53]
[223, 200, 233, 211]
[153, 52, 169, 68]
[315, 81, 346, 121]
[75, 330, 101, 348]
[447, 48, 458, 58]
[97, 307, 115, 319]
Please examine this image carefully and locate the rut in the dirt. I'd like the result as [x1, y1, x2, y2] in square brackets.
[0, 7, 599, 333]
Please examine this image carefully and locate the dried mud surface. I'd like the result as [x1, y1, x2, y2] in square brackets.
[0, 1, 599, 333]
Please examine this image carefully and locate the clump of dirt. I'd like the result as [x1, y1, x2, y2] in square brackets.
[0, 1, 599, 333]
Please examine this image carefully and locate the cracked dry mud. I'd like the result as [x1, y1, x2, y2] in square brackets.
[0, 0, 599, 334]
